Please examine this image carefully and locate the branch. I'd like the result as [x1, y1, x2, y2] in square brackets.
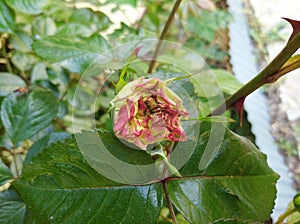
[211, 23, 300, 116]
[147, 0, 182, 74]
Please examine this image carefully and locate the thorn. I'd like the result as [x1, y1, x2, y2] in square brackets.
[232, 97, 245, 127]
[282, 18, 300, 42]
[133, 46, 142, 56]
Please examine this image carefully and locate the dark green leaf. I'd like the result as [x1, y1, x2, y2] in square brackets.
[0, 1, 15, 33]
[1, 88, 58, 145]
[0, 73, 26, 96]
[14, 132, 163, 224]
[46, 65, 69, 86]
[57, 100, 68, 119]
[69, 8, 112, 33]
[0, 190, 21, 202]
[32, 34, 112, 72]
[34, 80, 60, 97]
[5, 0, 47, 15]
[0, 159, 13, 186]
[24, 132, 71, 165]
[0, 190, 26, 224]
[168, 123, 279, 223]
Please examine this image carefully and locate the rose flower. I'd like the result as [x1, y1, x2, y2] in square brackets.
[111, 76, 189, 150]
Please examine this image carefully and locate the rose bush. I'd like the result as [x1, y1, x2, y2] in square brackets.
[111, 76, 189, 150]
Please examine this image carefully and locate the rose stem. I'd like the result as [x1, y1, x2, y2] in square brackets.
[147, 0, 183, 74]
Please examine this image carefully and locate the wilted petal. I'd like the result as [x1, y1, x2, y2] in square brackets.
[111, 76, 189, 150]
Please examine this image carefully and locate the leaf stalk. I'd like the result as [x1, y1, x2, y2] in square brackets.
[163, 181, 177, 224]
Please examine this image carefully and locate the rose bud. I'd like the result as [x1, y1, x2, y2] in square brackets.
[110, 76, 189, 150]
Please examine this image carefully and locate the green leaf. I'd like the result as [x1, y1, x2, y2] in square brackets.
[0, 73, 26, 96]
[212, 69, 243, 95]
[0, 1, 15, 33]
[294, 192, 300, 211]
[0, 190, 26, 224]
[30, 62, 48, 83]
[153, 71, 195, 97]
[11, 51, 40, 72]
[114, 65, 130, 94]
[0, 132, 13, 149]
[115, 0, 137, 7]
[24, 132, 71, 165]
[5, 0, 47, 15]
[32, 34, 112, 72]
[32, 16, 56, 36]
[0, 159, 13, 186]
[55, 23, 93, 37]
[168, 123, 279, 223]
[14, 133, 163, 223]
[191, 69, 242, 97]
[69, 8, 112, 33]
[1, 88, 58, 145]
[9, 30, 33, 52]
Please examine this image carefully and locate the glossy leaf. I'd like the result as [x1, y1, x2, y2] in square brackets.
[5, 0, 47, 15]
[0, 88, 58, 145]
[0, 72, 26, 96]
[32, 34, 112, 72]
[0, 159, 13, 186]
[14, 133, 163, 223]
[0, 190, 26, 224]
[168, 123, 279, 223]
[0, 1, 15, 33]
[24, 132, 71, 165]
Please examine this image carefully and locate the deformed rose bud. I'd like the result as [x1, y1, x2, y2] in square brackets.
[110, 76, 189, 150]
